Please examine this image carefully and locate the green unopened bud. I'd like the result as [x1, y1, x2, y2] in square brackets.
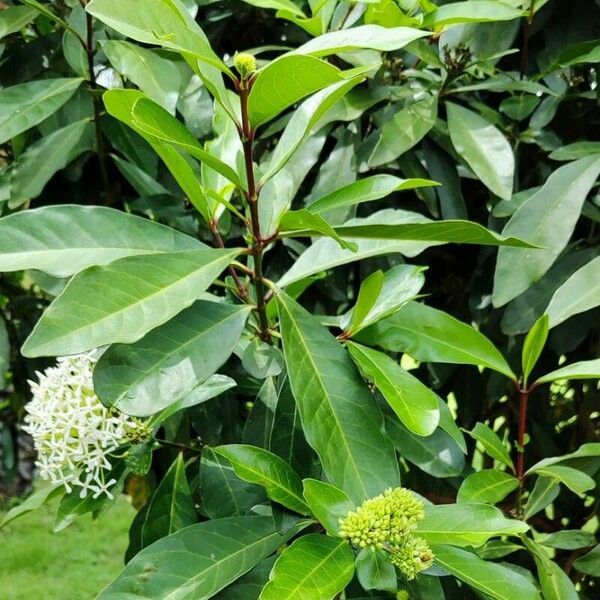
[390, 536, 434, 580]
[234, 52, 256, 80]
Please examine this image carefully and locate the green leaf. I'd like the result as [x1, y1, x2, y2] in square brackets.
[524, 476, 560, 519]
[574, 544, 600, 576]
[93, 301, 249, 417]
[0, 484, 63, 528]
[213, 444, 310, 515]
[309, 175, 439, 214]
[556, 39, 600, 68]
[341, 265, 426, 335]
[549, 141, 600, 161]
[347, 343, 440, 437]
[423, 1, 522, 27]
[493, 156, 600, 306]
[357, 301, 515, 379]
[141, 454, 196, 547]
[97, 516, 300, 599]
[280, 209, 358, 251]
[260, 534, 355, 600]
[0, 315, 9, 389]
[248, 55, 344, 128]
[214, 557, 277, 600]
[539, 530, 597, 550]
[9, 119, 94, 208]
[87, 0, 229, 75]
[367, 95, 437, 167]
[416, 503, 528, 547]
[457, 470, 518, 504]
[102, 41, 182, 114]
[355, 548, 397, 593]
[531, 465, 595, 496]
[432, 545, 541, 600]
[241, 0, 304, 15]
[526, 443, 600, 473]
[535, 358, 600, 385]
[545, 256, 600, 327]
[22, 248, 239, 357]
[0, 78, 83, 145]
[0, 6, 38, 40]
[0, 205, 202, 278]
[468, 423, 514, 471]
[521, 314, 549, 385]
[302, 479, 354, 536]
[293, 24, 429, 56]
[277, 291, 400, 504]
[446, 102, 514, 200]
[345, 271, 385, 335]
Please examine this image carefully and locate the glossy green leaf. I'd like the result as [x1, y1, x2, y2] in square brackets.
[293, 24, 429, 56]
[556, 39, 600, 68]
[214, 444, 309, 515]
[0, 6, 38, 39]
[535, 358, 600, 385]
[526, 443, 600, 473]
[97, 516, 299, 599]
[357, 301, 515, 379]
[432, 544, 541, 600]
[22, 248, 239, 357]
[214, 557, 277, 600]
[141, 454, 196, 547]
[539, 530, 597, 550]
[549, 141, 600, 161]
[457, 470, 518, 504]
[446, 102, 514, 200]
[524, 476, 560, 519]
[345, 271, 385, 335]
[9, 119, 94, 208]
[249, 55, 344, 128]
[416, 502, 528, 547]
[468, 423, 514, 471]
[423, 1, 522, 27]
[87, 0, 229, 74]
[367, 95, 437, 167]
[309, 175, 439, 215]
[0, 78, 82, 145]
[355, 548, 397, 593]
[241, 0, 304, 15]
[94, 301, 249, 416]
[493, 156, 600, 306]
[260, 534, 355, 600]
[280, 209, 358, 251]
[574, 544, 600, 576]
[302, 479, 354, 536]
[0, 205, 202, 278]
[277, 291, 400, 504]
[545, 256, 600, 327]
[521, 314, 548, 385]
[531, 465, 595, 496]
[348, 343, 440, 437]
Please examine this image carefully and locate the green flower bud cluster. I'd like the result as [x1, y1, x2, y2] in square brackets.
[339, 487, 433, 581]
[233, 52, 256, 80]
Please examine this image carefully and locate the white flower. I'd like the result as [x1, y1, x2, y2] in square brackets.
[23, 352, 140, 499]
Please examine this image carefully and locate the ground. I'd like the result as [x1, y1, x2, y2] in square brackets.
[0, 491, 133, 599]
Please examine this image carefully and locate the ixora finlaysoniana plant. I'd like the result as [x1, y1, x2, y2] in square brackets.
[1, 0, 600, 598]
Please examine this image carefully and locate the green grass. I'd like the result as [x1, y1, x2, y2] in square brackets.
[0, 491, 134, 599]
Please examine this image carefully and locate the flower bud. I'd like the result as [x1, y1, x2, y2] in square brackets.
[234, 52, 256, 79]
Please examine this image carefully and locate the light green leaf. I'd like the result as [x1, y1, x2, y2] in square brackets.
[213, 444, 310, 515]
[556, 39, 600, 68]
[0, 205, 202, 278]
[347, 343, 440, 437]
[302, 479, 354, 536]
[549, 141, 600, 161]
[457, 470, 518, 504]
[141, 454, 196, 547]
[309, 175, 439, 214]
[521, 314, 549, 385]
[468, 423, 514, 471]
[93, 301, 249, 417]
[240, 0, 304, 16]
[97, 516, 301, 599]
[277, 292, 400, 504]
[357, 301, 515, 379]
[535, 358, 600, 385]
[260, 534, 355, 600]
[545, 256, 600, 328]
[280, 209, 358, 251]
[0, 6, 38, 40]
[524, 476, 560, 519]
[574, 544, 600, 576]
[86, 0, 230, 75]
[423, 1, 522, 27]
[493, 156, 600, 306]
[526, 443, 600, 472]
[102, 41, 182, 114]
[432, 545, 541, 600]
[446, 102, 514, 200]
[355, 548, 397, 593]
[248, 55, 344, 128]
[531, 465, 595, 496]
[345, 271, 385, 335]
[9, 119, 94, 208]
[539, 530, 597, 550]
[0, 484, 63, 528]
[22, 248, 239, 357]
[367, 95, 437, 167]
[416, 503, 528, 547]
[293, 24, 429, 56]
[0, 78, 83, 145]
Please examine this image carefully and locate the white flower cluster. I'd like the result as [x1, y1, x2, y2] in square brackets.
[23, 352, 138, 499]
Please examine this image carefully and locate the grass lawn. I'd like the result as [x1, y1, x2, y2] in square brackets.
[0, 491, 134, 599]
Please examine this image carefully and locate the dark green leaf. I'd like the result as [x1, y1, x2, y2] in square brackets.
[521, 314, 549, 385]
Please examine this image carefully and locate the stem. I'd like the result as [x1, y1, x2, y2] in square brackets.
[154, 438, 203, 456]
[515, 382, 536, 514]
[238, 82, 271, 342]
[519, 0, 536, 80]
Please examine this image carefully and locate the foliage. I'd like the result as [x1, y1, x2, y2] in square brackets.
[0, 0, 599, 598]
